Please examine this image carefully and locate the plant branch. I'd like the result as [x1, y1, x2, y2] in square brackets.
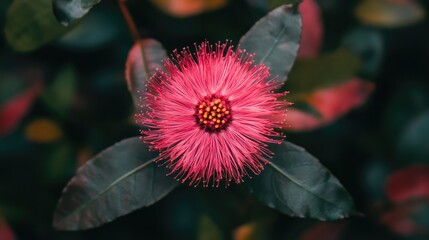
[118, 0, 140, 42]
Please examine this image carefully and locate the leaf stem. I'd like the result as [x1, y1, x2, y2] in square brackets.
[118, 0, 140, 42]
[118, 0, 149, 113]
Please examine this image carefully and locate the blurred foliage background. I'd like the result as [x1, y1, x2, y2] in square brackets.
[1, 0, 429, 239]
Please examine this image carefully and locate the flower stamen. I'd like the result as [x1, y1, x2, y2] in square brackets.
[195, 95, 232, 132]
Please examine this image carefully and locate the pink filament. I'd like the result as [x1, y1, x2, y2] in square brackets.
[136, 41, 289, 187]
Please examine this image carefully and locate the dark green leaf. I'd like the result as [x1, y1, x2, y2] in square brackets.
[397, 111, 429, 164]
[125, 39, 168, 112]
[0, 74, 27, 105]
[43, 143, 75, 183]
[247, 141, 357, 220]
[384, 82, 429, 143]
[239, 5, 302, 84]
[53, 0, 101, 26]
[245, 0, 302, 11]
[4, 0, 73, 52]
[285, 48, 361, 101]
[53, 137, 179, 230]
[361, 160, 390, 201]
[57, 4, 123, 50]
[342, 27, 383, 78]
[0, 130, 31, 155]
[411, 203, 429, 229]
[41, 64, 76, 118]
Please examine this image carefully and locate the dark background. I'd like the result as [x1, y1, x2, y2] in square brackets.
[1, 0, 429, 239]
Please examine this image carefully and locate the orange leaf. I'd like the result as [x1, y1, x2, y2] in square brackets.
[151, 0, 227, 18]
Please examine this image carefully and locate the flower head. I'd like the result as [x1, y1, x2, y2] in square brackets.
[137, 41, 288, 187]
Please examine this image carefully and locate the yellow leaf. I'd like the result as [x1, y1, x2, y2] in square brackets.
[356, 0, 425, 28]
[197, 215, 223, 240]
[25, 118, 62, 143]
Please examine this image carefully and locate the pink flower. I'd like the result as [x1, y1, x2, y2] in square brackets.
[136, 41, 288, 187]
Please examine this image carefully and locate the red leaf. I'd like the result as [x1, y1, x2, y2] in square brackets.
[308, 78, 374, 121]
[0, 218, 15, 240]
[300, 222, 347, 240]
[298, 0, 323, 58]
[124, 39, 167, 112]
[287, 78, 375, 131]
[386, 165, 429, 203]
[285, 107, 322, 131]
[0, 71, 42, 136]
[380, 202, 427, 235]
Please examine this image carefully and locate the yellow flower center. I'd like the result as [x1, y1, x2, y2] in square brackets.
[195, 95, 232, 132]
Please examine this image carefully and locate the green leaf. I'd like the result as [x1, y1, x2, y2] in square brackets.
[53, 137, 179, 230]
[43, 143, 75, 183]
[197, 215, 224, 240]
[285, 48, 362, 101]
[268, 0, 301, 10]
[246, 141, 357, 220]
[239, 5, 302, 84]
[41, 64, 76, 118]
[53, 0, 101, 26]
[0, 202, 26, 222]
[125, 39, 168, 112]
[4, 0, 73, 52]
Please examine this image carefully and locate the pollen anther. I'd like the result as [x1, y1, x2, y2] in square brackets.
[195, 95, 232, 132]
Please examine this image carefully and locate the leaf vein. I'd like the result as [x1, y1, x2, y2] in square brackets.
[59, 158, 156, 223]
[268, 162, 337, 207]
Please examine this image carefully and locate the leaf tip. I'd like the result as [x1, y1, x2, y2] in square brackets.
[52, 1, 71, 26]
